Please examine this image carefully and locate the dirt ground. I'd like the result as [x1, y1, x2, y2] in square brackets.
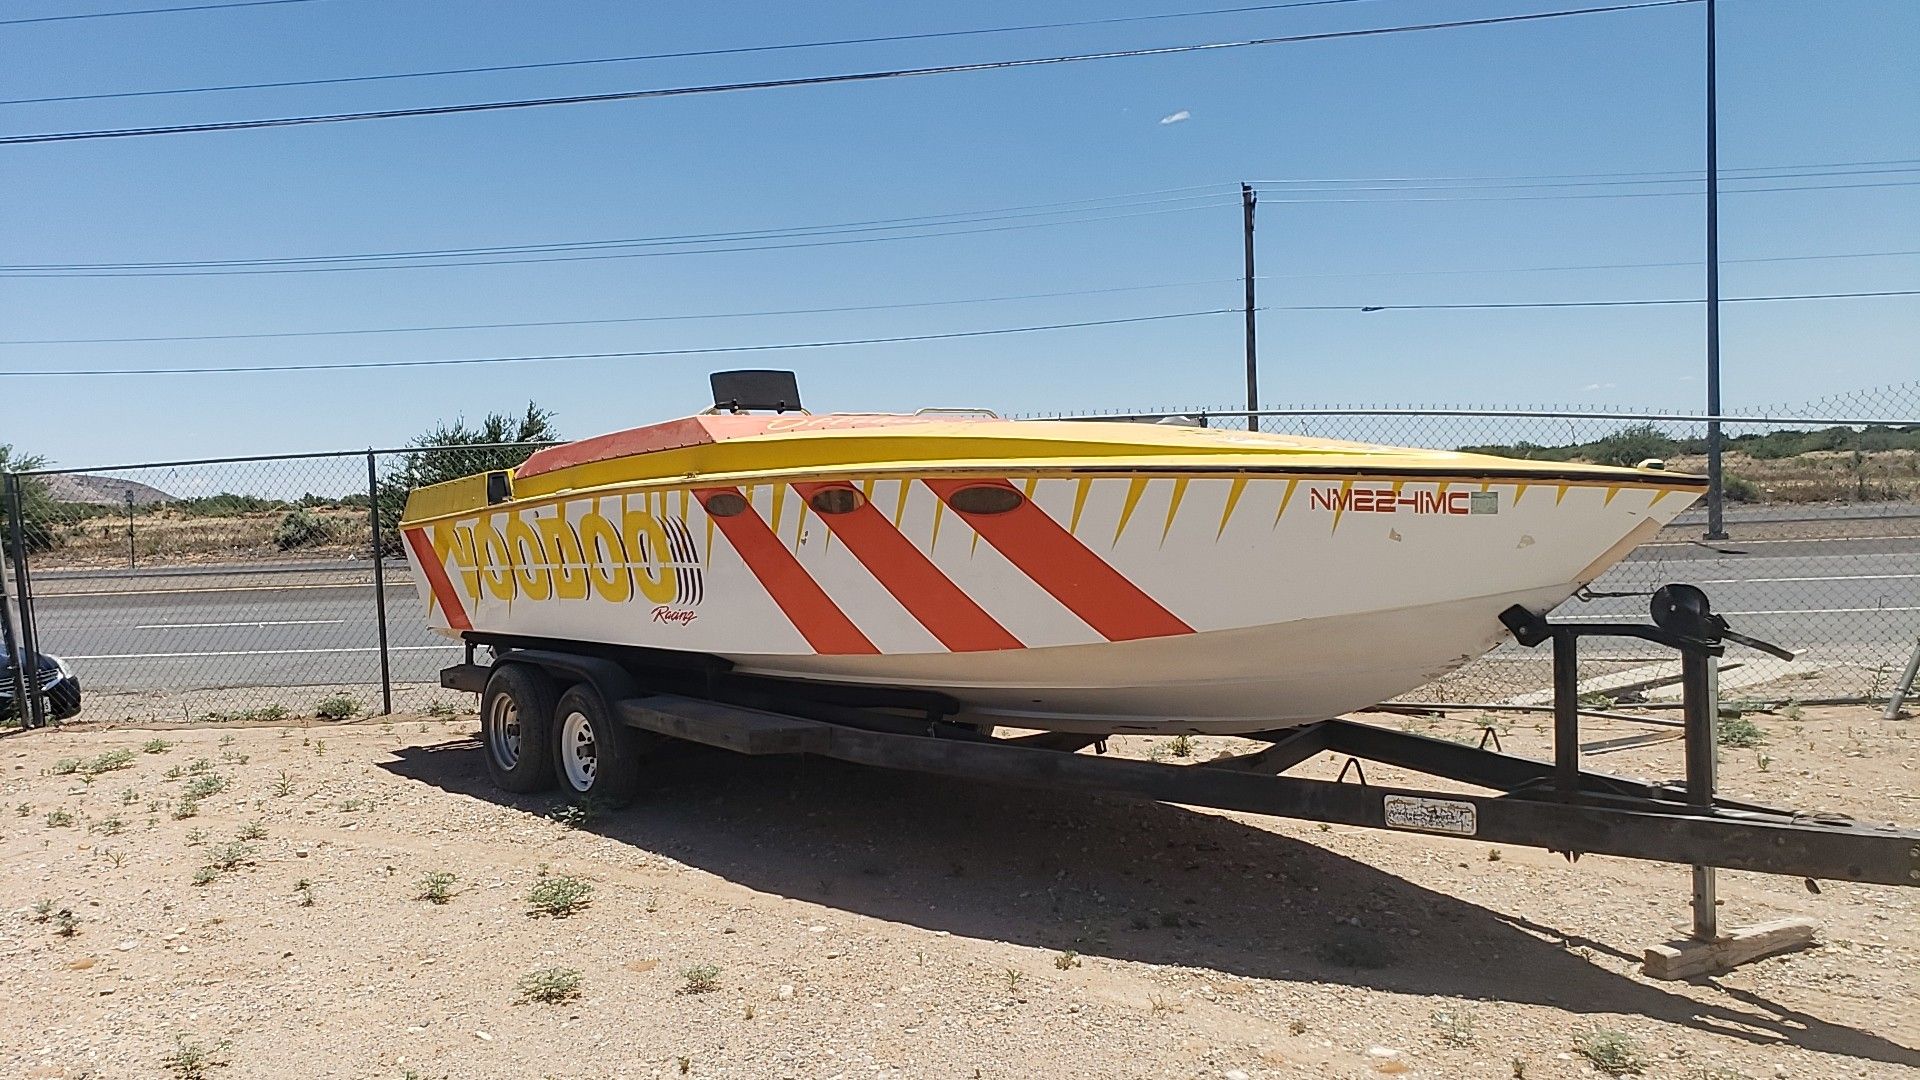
[2, 705, 1915, 1080]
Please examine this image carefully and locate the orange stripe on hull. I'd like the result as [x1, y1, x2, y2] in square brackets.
[695, 487, 878, 655]
[923, 478, 1194, 642]
[792, 482, 1023, 653]
[404, 527, 473, 633]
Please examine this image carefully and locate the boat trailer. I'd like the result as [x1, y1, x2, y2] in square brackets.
[442, 583, 1919, 978]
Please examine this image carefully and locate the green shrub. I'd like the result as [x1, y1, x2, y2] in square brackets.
[274, 508, 339, 550]
[680, 963, 721, 994]
[1573, 1028, 1647, 1076]
[178, 493, 286, 517]
[314, 696, 360, 721]
[1716, 715, 1766, 748]
[1587, 423, 1679, 467]
[182, 774, 228, 800]
[79, 749, 137, 776]
[1722, 474, 1761, 502]
[417, 871, 457, 904]
[516, 967, 582, 1004]
[526, 874, 592, 918]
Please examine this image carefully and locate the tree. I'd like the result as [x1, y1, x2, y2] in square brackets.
[0, 444, 55, 559]
[375, 404, 560, 552]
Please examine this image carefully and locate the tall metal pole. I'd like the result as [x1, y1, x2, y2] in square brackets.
[1703, 0, 1726, 540]
[367, 451, 393, 716]
[1242, 182, 1259, 432]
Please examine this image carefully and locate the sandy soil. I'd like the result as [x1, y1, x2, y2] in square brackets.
[2, 705, 1915, 1079]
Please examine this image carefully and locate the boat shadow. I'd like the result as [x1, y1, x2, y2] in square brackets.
[383, 738, 1917, 1068]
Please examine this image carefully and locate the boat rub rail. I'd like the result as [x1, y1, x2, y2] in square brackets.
[400, 465, 1703, 530]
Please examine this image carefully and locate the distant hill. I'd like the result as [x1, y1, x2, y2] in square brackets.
[43, 474, 177, 507]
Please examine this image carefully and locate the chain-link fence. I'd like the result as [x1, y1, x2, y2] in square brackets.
[5, 386, 1917, 725]
[2, 442, 552, 726]
[1036, 380, 1920, 709]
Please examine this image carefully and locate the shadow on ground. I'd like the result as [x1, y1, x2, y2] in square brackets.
[383, 738, 1917, 1068]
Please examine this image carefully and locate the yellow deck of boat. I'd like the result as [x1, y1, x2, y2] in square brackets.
[401, 412, 1703, 526]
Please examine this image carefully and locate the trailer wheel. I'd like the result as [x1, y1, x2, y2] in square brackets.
[480, 664, 558, 793]
[551, 683, 649, 805]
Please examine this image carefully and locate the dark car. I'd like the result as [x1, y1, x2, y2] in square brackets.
[1, 650, 82, 723]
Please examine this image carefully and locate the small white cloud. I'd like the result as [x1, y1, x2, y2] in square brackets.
[1158, 110, 1191, 125]
[1580, 382, 1617, 392]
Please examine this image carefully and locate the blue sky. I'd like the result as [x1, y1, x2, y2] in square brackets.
[1, 0, 1914, 468]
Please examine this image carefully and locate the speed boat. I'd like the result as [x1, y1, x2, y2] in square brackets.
[399, 372, 1703, 734]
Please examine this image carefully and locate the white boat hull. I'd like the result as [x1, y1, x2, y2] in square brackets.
[401, 472, 1694, 733]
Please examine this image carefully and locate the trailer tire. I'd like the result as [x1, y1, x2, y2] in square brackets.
[480, 664, 558, 793]
[550, 683, 649, 806]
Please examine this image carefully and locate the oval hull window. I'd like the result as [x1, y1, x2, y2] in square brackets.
[702, 491, 749, 518]
[808, 487, 864, 515]
[947, 484, 1024, 515]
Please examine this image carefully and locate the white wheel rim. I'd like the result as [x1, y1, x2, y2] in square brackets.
[560, 710, 597, 791]
[487, 695, 521, 769]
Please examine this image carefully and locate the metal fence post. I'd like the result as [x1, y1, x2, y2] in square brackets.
[1, 477, 33, 728]
[4, 476, 46, 728]
[1885, 637, 1920, 721]
[368, 451, 393, 716]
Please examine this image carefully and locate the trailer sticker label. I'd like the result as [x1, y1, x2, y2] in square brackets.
[1382, 795, 1478, 837]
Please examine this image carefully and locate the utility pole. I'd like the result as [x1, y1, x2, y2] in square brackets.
[1703, 0, 1726, 540]
[1242, 182, 1259, 432]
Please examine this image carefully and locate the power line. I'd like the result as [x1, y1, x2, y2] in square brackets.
[10, 164, 1914, 272]
[8, 252, 1916, 346]
[0, 198, 1241, 278]
[1284, 289, 1920, 311]
[1252, 178, 1919, 205]
[0, 0, 330, 26]
[0, 0, 1390, 105]
[3, 290, 1910, 379]
[1249, 165, 1920, 191]
[0, 188, 1237, 272]
[7, 168, 1912, 278]
[1258, 248, 1920, 280]
[9, 175, 1913, 280]
[0, 0, 1703, 146]
[1249, 158, 1920, 185]
[0, 278, 1253, 345]
[10, 163, 1905, 276]
[0, 308, 1245, 377]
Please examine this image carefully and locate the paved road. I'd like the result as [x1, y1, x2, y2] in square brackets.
[18, 521, 1919, 696]
[28, 570, 459, 691]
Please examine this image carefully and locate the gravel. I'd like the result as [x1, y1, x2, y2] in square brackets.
[1, 704, 1914, 1078]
